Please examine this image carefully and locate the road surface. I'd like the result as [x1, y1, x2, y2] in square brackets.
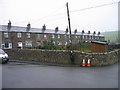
[2, 62, 118, 88]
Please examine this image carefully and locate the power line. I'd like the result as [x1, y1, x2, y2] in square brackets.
[13, 5, 66, 24]
[34, 15, 67, 27]
[70, 2, 118, 13]
[13, 2, 118, 26]
[32, 2, 118, 24]
[31, 6, 66, 24]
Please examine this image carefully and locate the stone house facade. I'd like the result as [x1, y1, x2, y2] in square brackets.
[0, 25, 105, 49]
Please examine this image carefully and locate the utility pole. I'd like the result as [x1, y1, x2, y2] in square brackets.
[66, 2, 72, 45]
[66, 2, 74, 64]
[118, 1, 120, 43]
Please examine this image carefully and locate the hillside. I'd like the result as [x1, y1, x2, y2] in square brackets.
[102, 31, 119, 43]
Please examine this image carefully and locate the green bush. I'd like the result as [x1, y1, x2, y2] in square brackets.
[34, 42, 91, 52]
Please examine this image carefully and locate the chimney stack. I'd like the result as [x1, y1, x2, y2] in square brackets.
[42, 24, 46, 31]
[98, 32, 100, 35]
[88, 31, 90, 34]
[55, 26, 59, 33]
[74, 29, 77, 34]
[82, 30, 84, 34]
[7, 20, 11, 30]
[26, 22, 31, 32]
[93, 31, 96, 34]
[65, 27, 68, 33]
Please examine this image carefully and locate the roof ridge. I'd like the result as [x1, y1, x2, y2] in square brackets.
[0, 25, 104, 36]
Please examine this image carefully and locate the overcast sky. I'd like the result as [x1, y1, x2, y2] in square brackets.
[0, 0, 119, 32]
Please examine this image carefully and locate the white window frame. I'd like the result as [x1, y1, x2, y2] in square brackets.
[4, 32, 8, 38]
[75, 35, 77, 38]
[82, 35, 84, 39]
[98, 36, 100, 39]
[27, 33, 30, 38]
[92, 36, 94, 39]
[17, 33, 22, 38]
[25, 41, 32, 47]
[64, 34, 67, 39]
[52, 34, 55, 38]
[3, 42, 12, 49]
[18, 42, 23, 48]
[9, 43, 12, 49]
[52, 41, 56, 45]
[65, 42, 68, 45]
[89, 36, 91, 39]
[37, 34, 40, 39]
[57, 41, 60, 45]
[44, 34, 47, 38]
[58, 34, 60, 38]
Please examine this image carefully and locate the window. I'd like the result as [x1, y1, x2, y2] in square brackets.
[79, 36, 82, 39]
[58, 42, 62, 45]
[5, 43, 9, 48]
[3, 42, 12, 49]
[85, 36, 88, 39]
[95, 36, 97, 39]
[56, 41, 61, 45]
[99, 37, 101, 40]
[92, 36, 94, 39]
[64, 34, 67, 39]
[37, 34, 40, 39]
[17, 33, 22, 38]
[65, 42, 68, 45]
[27, 33, 30, 38]
[44, 34, 47, 38]
[18, 42, 23, 48]
[75, 35, 77, 38]
[58, 34, 60, 38]
[4, 32, 8, 38]
[52, 41, 56, 45]
[52, 34, 55, 38]
[57, 41, 62, 45]
[25, 41, 32, 47]
[98, 36, 100, 39]
[91, 36, 92, 39]
[82, 35, 84, 39]
[89, 36, 91, 39]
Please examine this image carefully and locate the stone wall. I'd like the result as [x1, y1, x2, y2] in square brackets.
[73, 50, 119, 66]
[4, 49, 119, 66]
[4, 49, 71, 65]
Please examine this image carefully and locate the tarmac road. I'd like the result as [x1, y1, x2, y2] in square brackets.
[2, 62, 118, 88]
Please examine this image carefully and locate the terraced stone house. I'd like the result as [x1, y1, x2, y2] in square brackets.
[0, 23, 105, 49]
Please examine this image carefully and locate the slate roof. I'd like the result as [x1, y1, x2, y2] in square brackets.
[108, 43, 120, 45]
[91, 41, 109, 45]
[0, 25, 104, 37]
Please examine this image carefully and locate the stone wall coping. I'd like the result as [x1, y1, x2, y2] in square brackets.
[7, 48, 120, 54]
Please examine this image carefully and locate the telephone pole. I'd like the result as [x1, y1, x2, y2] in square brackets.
[66, 3, 74, 64]
[118, 1, 120, 43]
[66, 2, 72, 45]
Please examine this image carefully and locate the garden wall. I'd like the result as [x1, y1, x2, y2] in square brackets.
[4, 49, 119, 66]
